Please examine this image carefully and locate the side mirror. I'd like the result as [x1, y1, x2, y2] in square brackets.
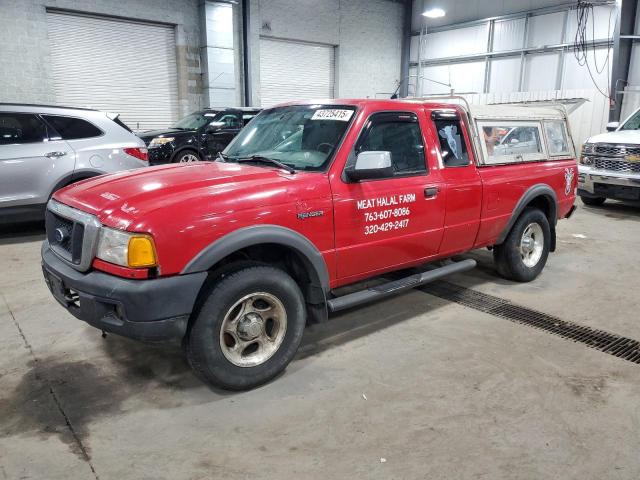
[346, 151, 393, 181]
[606, 121, 620, 132]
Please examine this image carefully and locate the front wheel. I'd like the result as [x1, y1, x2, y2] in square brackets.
[493, 208, 550, 282]
[174, 150, 200, 163]
[186, 266, 306, 390]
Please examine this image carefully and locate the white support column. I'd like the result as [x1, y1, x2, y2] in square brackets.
[201, 1, 240, 107]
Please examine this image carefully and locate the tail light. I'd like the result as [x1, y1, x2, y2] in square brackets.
[124, 147, 148, 162]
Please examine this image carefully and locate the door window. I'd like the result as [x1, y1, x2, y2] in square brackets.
[218, 114, 242, 128]
[242, 113, 258, 125]
[434, 118, 470, 167]
[41, 115, 103, 140]
[0, 113, 48, 145]
[355, 113, 426, 177]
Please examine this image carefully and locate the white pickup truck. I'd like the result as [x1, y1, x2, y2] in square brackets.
[578, 108, 640, 205]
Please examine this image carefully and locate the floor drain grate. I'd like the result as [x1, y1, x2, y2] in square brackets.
[421, 281, 640, 364]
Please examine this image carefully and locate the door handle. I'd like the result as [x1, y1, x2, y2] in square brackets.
[45, 151, 67, 158]
[424, 186, 439, 198]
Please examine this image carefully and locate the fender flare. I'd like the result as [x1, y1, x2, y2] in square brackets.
[181, 225, 331, 294]
[49, 171, 102, 199]
[496, 184, 558, 245]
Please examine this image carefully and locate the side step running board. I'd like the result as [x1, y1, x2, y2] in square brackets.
[327, 259, 477, 313]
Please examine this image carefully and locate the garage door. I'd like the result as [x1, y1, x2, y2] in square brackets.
[47, 11, 179, 131]
[259, 38, 335, 107]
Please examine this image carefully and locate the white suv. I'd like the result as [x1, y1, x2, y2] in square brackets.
[0, 104, 148, 224]
[578, 108, 640, 206]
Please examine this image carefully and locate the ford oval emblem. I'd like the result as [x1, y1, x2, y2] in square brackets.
[54, 227, 68, 243]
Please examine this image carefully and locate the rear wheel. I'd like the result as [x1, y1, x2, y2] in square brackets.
[186, 266, 306, 390]
[174, 150, 200, 163]
[493, 208, 550, 282]
[580, 195, 606, 207]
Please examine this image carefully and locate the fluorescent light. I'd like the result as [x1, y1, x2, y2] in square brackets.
[422, 7, 445, 18]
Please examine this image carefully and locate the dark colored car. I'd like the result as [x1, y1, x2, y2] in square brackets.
[139, 108, 261, 165]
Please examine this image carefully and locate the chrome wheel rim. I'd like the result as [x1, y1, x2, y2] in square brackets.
[519, 223, 544, 268]
[219, 292, 287, 368]
[179, 153, 199, 163]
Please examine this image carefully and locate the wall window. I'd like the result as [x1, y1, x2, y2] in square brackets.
[0, 113, 48, 145]
[478, 121, 546, 164]
[356, 113, 426, 176]
[434, 118, 470, 167]
[544, 121, 570, 156]
[41, 115, 102, 140]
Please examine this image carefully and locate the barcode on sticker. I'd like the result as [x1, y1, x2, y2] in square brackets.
[311, 109, 353, 121]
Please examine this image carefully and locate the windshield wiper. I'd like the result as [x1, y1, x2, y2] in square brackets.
[234, 155, 296, 174]
[217, 152, 229, 162]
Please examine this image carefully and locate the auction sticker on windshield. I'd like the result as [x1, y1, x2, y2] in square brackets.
[311, 109, 354, 121]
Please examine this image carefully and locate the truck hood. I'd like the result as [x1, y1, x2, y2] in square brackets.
[586, 129, 640, 145]
[54, 162, 299, 228]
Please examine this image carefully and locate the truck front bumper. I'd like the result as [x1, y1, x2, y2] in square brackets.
[41, 242, 207, 342]
[577, 166, 640, 200]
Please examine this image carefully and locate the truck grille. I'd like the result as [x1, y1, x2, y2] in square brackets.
[46, 200, 102, 272]
[45, 210, 85, 264]
[594, 157, 640, 174]
[595, 144, 640, 157]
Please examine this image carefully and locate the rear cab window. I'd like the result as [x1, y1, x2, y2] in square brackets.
[432, 111, 470, 167]
[0, 113, 49, 145]
[41, 115, 103, 140]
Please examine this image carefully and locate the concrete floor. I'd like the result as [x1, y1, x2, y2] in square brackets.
[1, 202, 640, 480]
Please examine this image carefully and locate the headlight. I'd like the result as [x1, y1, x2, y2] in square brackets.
[582, 143, 596, 155]
[149, 137, 174, 147]
[96, 227, 157, 268]
[580, 156, 594, 166]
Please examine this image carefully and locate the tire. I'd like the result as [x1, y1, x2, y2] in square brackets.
[580, 195, 606, 207]
[493, 208, 550, 283]
[186, 266, 306, 390]
[174, 150, 200, 163]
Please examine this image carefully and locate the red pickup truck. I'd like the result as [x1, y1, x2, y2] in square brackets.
[41, 99, 577, 390]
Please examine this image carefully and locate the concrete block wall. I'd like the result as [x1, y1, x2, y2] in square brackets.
[0, 0, 204, 116]
[0, 0, 405, 113]
[248, 0, 404, 106]
[0, 0, 56, 104]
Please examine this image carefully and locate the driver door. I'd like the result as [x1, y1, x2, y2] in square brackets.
[331, 110, 446, 283]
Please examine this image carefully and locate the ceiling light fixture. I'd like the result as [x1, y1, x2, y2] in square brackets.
[422, 7, 445, 18]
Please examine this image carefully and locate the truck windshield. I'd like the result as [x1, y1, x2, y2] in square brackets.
[223, 105, 356, 171]
[621, 110, 640, 130]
